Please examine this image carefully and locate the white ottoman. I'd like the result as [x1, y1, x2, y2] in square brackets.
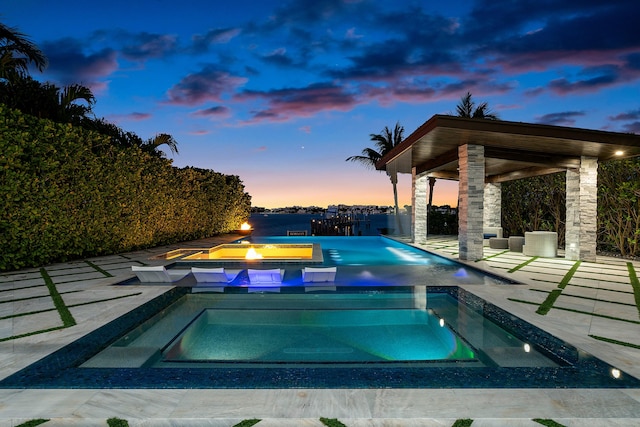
[523, 231, 558, 257]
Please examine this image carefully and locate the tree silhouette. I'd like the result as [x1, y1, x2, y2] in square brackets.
[346, 122, 405, 234]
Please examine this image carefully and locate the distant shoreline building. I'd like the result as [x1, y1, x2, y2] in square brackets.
[250, 204, 457, 216]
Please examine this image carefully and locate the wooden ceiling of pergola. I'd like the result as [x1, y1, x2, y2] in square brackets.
[376, 115, 640, 183]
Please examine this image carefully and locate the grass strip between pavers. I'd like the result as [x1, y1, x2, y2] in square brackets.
[508, 298, 640, 324]
[508, 256, 539, 273]
[627, 262, 640, 319]
[16, 420, 49, 427]
[233, 420, 261, 427]
[589, 334, 640, 349]
[40, 267, 76, 327]
[320, 417, 347, 427]
[85, 260, 114, 277]
[535, 261, 581, 315]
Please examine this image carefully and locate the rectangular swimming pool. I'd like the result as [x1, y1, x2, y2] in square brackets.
[3, 286, 637, 389]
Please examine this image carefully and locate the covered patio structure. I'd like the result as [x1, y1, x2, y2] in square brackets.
[377, 115, 640, 262]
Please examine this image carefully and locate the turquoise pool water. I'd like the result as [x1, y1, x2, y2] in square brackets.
[94, 288, 560, 370]
[3, 286, 638, 388]
[237, 235, 440, 265]
[163, 306, 475, 363]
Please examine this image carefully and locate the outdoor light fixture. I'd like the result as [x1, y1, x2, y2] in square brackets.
[611, 368, 622, 379]
[615, 150, 624, 156]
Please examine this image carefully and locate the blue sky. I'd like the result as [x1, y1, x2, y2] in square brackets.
[4, 0, 640, 208]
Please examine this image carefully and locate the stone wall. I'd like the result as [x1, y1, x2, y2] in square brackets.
[458, 144, 485, 260]
[565, 156, 598, 261]
[412, 168, 428, 243]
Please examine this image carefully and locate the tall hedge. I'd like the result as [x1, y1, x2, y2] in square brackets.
[0, 105, 251, 271]
[598, 158, 640, 256]
[501, 157, 640, 257]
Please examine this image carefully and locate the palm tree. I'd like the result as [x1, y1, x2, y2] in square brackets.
[0, 22, 47, 80]
[143, 133, 179, 156]
[455, 91, 499, 120]
[58, 83, 96, 124]
[416, 91, 500, 232]
[0, 76, 96, 124]
[346, 122, 405, 234]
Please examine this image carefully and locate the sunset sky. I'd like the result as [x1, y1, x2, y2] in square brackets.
[5, 0, 640, 208]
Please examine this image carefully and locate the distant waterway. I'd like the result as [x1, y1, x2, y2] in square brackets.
[248, 213, 410, 236]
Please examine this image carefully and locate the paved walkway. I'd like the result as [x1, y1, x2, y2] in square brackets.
[1, 235, 640, 426]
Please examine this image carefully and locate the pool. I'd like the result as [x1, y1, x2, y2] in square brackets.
[149, 236, 507, 289]
[162, 236, 442, 266]
[238, 236, 437, 266]
[3, 286, 638, 389]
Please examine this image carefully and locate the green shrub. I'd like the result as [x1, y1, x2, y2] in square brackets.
[0, 105, 251, 271]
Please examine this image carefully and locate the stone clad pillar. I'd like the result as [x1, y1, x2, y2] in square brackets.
[565, 156, 598, 261]
[483, 182, 501, 229]
[412, 167, 428, 244]
[458, 144, 485, 261]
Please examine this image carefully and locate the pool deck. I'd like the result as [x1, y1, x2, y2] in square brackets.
[1, 234, 640, 426]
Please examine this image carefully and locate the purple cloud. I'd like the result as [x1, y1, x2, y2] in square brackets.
[40, 38, 118, 88]
[191, 28, 241, 53]
[622, 122, 640, 133]
[120, 32, 178, 61]
[610, 109, 640, 122]
[548, 70, 619, 95]
[261, 48, 297, 67]
[535, 111, 586, 126]
[192, 106, 231, 118]
[237, 82, 357, 123]
[107, 112, 152, 122]
[609, 109, 640, 133]
[165, 66, 247, 106]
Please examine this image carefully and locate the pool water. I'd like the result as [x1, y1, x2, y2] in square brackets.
[2, 286, 638, 388]
[168, 235, 509, 288]
[237, 236, 436, 265]
[163, 307, 475, 363]
[119, 289, 557, 369]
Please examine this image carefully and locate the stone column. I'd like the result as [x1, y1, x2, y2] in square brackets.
[483, 182, 502, 229]
[412, 167, 428, 244]
[458, 144, 485, 261]
[565, 156, 598, 261]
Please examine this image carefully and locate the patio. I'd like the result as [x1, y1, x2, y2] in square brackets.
[0, 234, 640, 425]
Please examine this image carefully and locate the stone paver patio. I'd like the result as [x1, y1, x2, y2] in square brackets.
[1, 235, 640, 426]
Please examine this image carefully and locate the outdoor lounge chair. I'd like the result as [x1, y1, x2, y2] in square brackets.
[191, 267, 240, 284]
[247, 268, 284, 284]
[301, 266, 337, 283]
[131, 265, 190, 283]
